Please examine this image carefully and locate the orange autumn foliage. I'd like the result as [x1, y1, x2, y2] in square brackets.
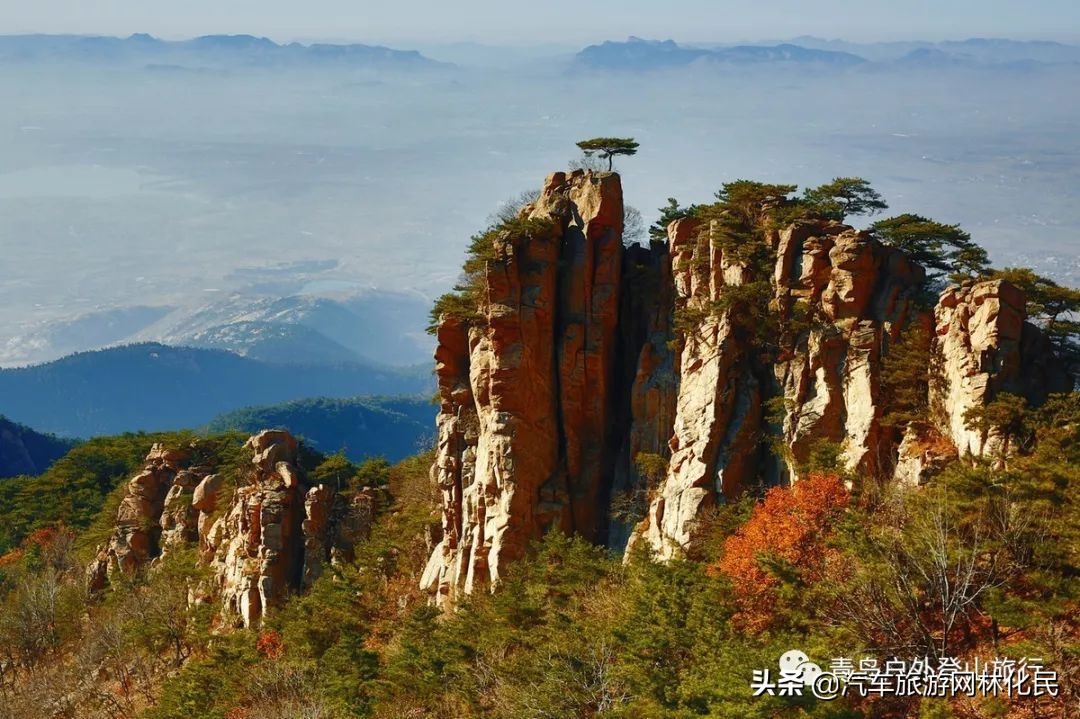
[256, 630, 285, 660]
[711, 472, 849, 633]
[0, 526, 73, 568]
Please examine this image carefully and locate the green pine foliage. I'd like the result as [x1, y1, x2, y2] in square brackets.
[801, 177, 888, 221]
[879, 323, 943, 431]
[0, 392, 1077, 717]
[0, 431, 243, 554]
[575, 137, 640, 171]
[648, 197, 698, 242]
[429, 216, 558, 333]
[869, 213, 990, 287]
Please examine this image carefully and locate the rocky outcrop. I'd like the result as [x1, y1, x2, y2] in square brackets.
[202, 431, 306, 627]
[86, 430, 379, 627]
[200, 431, 381, 626]
[423, 169, 632, 604]
[423, 169, 1072, 597]
[638, 216, 762, 558]
[609, 241, 679, 549]
[159, 469, 206, 554]
[932, 279, 1071, 457]
[773, 222, 924, 476]
[640, 219, 926, 558]
[934, 280, 1027, 456]
[87, 444, 193, 592]
[893, 425, 954, 487]
[192, 473, 224, 553]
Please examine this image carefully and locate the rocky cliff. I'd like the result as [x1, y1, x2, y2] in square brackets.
[421, 170, 633, 603]
[87, 430, 377, 626]
[423, 170, 1072, 597]
[933, 280, 1071, 458]
[640, 217, 927, 557]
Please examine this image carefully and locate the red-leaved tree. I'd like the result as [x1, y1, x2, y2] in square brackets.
[711, 473, 849, 633]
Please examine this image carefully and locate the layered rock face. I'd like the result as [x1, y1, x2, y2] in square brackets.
[640, 219, 926, 558]
[772, 222, 925, 474]
[423, 169, 646, 603]
[87, 430, 377, 626]
[87, 444, 195, 592]
[201, 431, 309, 626]
[933, 280, 1071, 457]
[424, 170, 1071, 595]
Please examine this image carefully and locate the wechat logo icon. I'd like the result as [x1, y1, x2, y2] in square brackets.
[779, 649, 823, 686]
[752, 649, 829, 697]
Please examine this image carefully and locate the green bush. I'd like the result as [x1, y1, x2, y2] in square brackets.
[428, 216, 557, 333]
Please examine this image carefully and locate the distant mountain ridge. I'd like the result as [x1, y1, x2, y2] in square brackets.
[575, 37, 867, 71]
[1, 291, 434, 369]
[787, 35, 1080, 64]
[0, 416, 76, 478]
[206, 395, 434, 462]
[131, 292, 434, 367]
[0, 343, 431, 438]
[0, 33, 447, 69]
[575, 36, 1080, 72]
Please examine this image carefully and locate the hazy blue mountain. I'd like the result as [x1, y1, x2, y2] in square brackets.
[706, 43, 866, 65]
[413, 41, 578, 68]
[574, 37, 866, 71]
[0, 305, 173, 368]
[134, 292, 434, 367]
[206, 395, 435, 462]
[2, 291, 434, 369]
[0, 343, 431, 438]
[181, 321, 363, 365]
[575, 38, 709, 70]
[0, 415, 77, 478]
[0, 33, 446, 70]
[894, 48, 973, 68]
[787, 36, 1080, 64]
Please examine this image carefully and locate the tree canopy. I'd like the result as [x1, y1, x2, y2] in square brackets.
[715, 180, 799, 225]
[870, 213, 990, 284]
[802, 176, 888, 220]
[648, 197, 697, 242]
[574, 137, 639, 171]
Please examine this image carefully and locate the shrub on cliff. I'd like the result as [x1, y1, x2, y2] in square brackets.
[428, 216, 558, 333]
[575, 137, 639, 172]
[802, 176, 888, 221]
[648, 197, 698, 242]
[870, 213, 990, 287]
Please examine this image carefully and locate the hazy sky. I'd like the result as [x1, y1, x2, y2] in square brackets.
[2, 0, 1079, 45]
